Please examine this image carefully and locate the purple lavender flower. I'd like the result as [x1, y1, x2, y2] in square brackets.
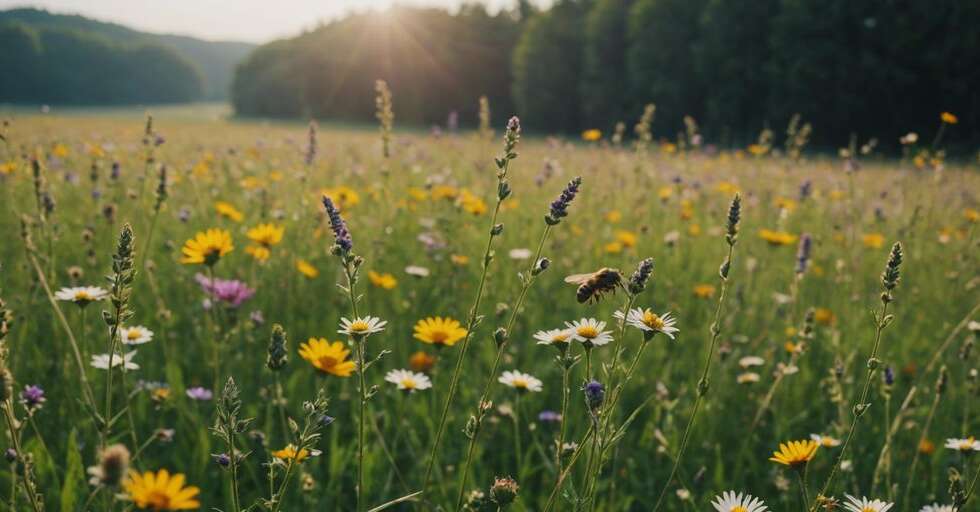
[538, 410, 562, 423]
[20, 385, 46, 409]
[186, 387, 213, 401]
[795, 234, 812, 275]
[883, 366, 895, 386]
[322, 196, 353, 252]
[194, 274, 256, 308]
[546, 176, 582, 225]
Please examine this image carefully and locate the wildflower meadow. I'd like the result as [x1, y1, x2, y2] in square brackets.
[0, 95, 977, 512]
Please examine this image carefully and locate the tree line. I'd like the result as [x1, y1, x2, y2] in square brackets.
[0, 21, 203, 105]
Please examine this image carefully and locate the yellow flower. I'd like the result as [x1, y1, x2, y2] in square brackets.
[214, 201, 244, 222]
[245, 245, 271, 262]
[769, 439, 818, 468]
[295, 259, 319, 279]
[180, 229, 233, 266]
[657, 186, 673, 200]
[775, 197, 797, 212]
[0, 161, 17, 175]
[747, 144, 768, 156]
[814, 308, 835, 326]
[687, 223, 701, 236]
[604, 241, 623, 254]
[964, 208, 979, 223]
[124, 469, 200, 510]
[298, 338, 355, 377]
[450, 254, 469, 266]
[413, 317, 467, 347]
[693, 284, 716, 298]
[52, 143, 70, 158]
[321, 186, 360, 209]
[247, 223, 284, 247]
[661, 142, 677, 154]
[758, 229, 797, 246]
[431, 185, 459, 201]
[368, 270, 397, 290]
[861, 233, 885, 249]
[604, 210, 622, 223]
[239, 176, 265, 189]
[458, 190, 487, 215]
[581, 129, 602, 142]
[716, 181, 740, 195]
[409, 351, 436, 372]
[272, 444, 313, 462]
[616, 230, 638, 248]
[941, 112, 958, 124]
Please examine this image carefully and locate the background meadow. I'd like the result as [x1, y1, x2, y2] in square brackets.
[0, 105, 977, 511]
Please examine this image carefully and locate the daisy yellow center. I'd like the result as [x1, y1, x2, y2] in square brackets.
[429, 330, 449, 343]
[350, 321, 370, 332]
[820, 438, 836, 447]
[730, 507, 748, 512]
[512, 378, 529, 388]
[317, 356, 339, 370]
[577, 326, 598, 338]
[127, 330, 141, 340]
[145, 490, 174, 509]
[960, 437, 975, 450]
[401, 378, 417, 389]
[642, 311, 664, 329]
[75, 291, 92, 301]
[551, 333, 569, 343]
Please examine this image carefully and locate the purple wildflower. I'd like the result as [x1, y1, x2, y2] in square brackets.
[322, 195, 353, 252]
[584, 380, 605, 411]
[194, 273, 256, 308]
[795, 234, 812, 275]
[186, 387, 213, 401]
[538, 410, 562, 423]
[20, 385, 46, 409]
[546, 176, 582, 225]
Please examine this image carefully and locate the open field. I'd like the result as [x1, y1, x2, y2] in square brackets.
[0, 110, 978, 511]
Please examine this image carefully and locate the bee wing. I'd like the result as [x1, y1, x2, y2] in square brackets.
[564, 273, 593, 284]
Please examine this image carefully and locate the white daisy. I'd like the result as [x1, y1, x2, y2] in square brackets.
[119, 325, 154, 345]
[565, 318, 613, 347]
[843, 495, 894, 512]
[711, 491, 768, 512]
[405, 265, 430, 278]
[738, 356, 765, 368]
[810, 434, 842, 447]
[534, 328, 573, 346]
[613, 308, 679, 339]
[498, 370, 543, 392]
[944, 437, 980, 452]
[338, 316, 387, 338]
[737, 372, 760, 384]
[55, 286, 109, 305]
[508, 248, 532, 260]
[384, 369, 432, 392]
[90, 351, 139, 371]
[919, 504, 956, 512]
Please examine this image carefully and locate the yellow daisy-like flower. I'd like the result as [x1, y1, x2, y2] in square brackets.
[458, 190, 487, 215]
[413, 317, 467, 347]
[295, 259, 319, 279]
[450, 254, 469, 266]
[368, 270, 397, 290]
[693, 284, 716, 298]
[862, 233, 885, 249]
[940, 111, 958, 125]
[247, 223, 284, 247]
[604, 241, 623, 254]
[272, 444, 314, 462]
[245, 245, 271, 262]
[180, 229, 233, 266]
[321, 185, 360, 209]
[769, 439, 818, 468]
[616, 230, 638, 248]
[124, 469, 200, 510]
[581, 129, 602, 142]
[604, 210, 622, 223]
[758, 229, 797, 246]
[214, 201, 244, 222]
[298, 338, 355, 377]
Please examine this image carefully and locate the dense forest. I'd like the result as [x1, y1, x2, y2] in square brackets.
[233, 0, 980, 148]
[0, 8, 254, 102]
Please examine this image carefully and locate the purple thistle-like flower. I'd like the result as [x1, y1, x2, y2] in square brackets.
[212, 453, 231, 467]
[194, 274, 256, 308]
[20, 385, 46, 409]
[795, 234, 812, 274]
[883, 366, 895, 386]
[546, 176, 582, 225]
[322, 195, 353, 252]
[584, 380, 605, 411]
[186, 386, 213, 401]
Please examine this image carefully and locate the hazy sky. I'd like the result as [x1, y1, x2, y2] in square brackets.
[0, 0, 528, 43]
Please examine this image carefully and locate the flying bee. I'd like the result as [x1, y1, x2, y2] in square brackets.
[564, 267, 622, 304]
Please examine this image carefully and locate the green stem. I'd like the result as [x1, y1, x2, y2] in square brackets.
[2, 402, 43, 512]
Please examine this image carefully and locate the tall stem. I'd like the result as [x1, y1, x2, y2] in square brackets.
[2, 402, 42, 512]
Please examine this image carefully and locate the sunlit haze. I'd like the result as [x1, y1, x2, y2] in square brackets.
[0, 0, 531, 42]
